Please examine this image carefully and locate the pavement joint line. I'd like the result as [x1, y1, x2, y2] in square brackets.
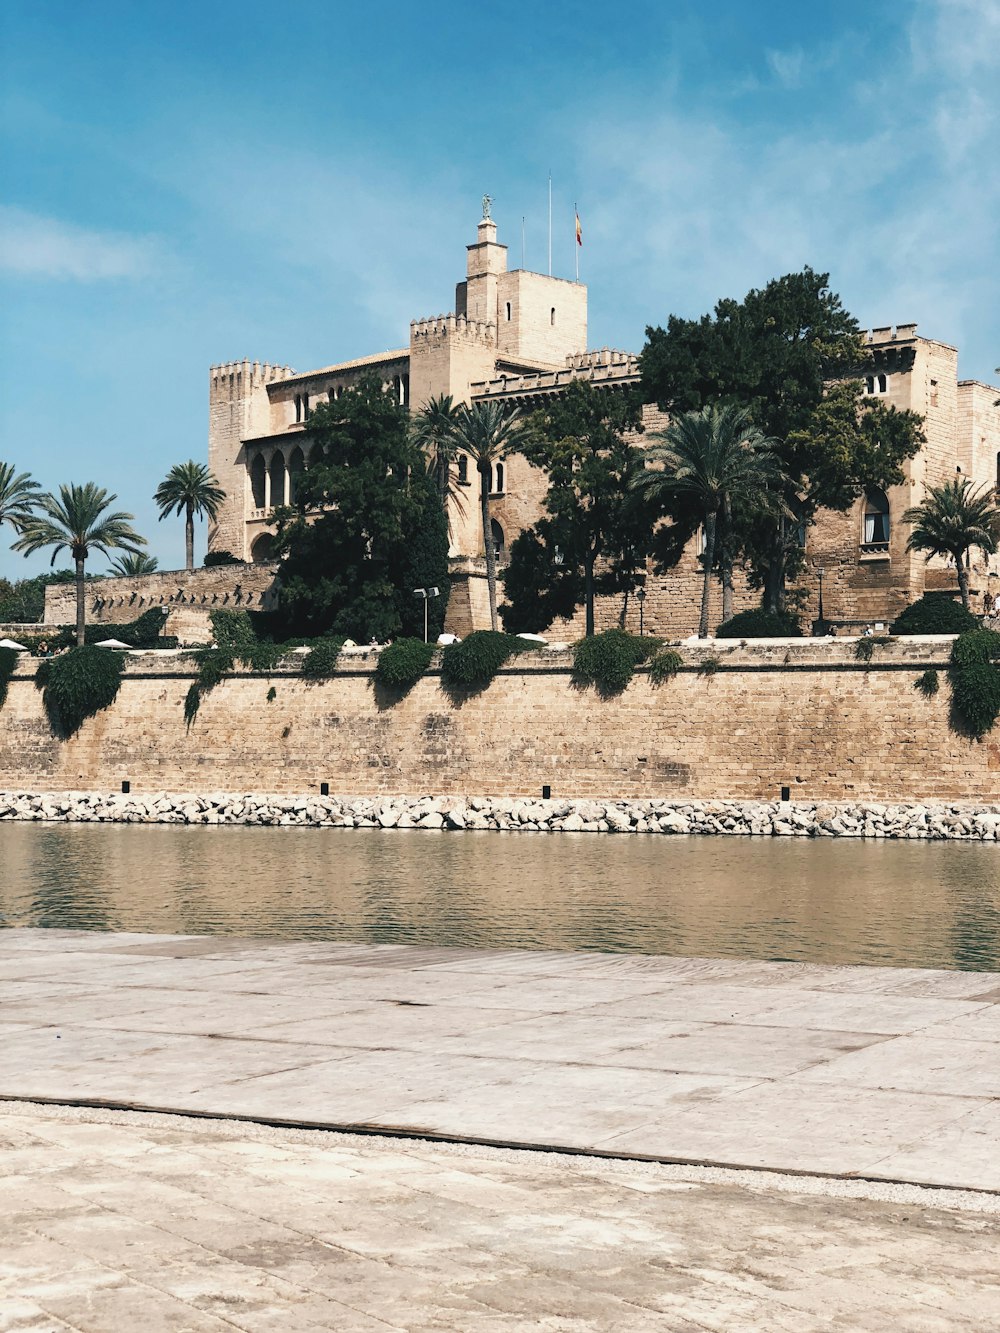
[4, 1092, 999, 1198]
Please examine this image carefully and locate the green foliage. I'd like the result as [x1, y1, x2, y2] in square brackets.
[273, 377, 448, 643]
[715, 608, 802, 638]
[914, 669, 940, 697]
[572, 629, 658, 694]
[648, 648, 683, 684]
[35, 645, 125, 737]
[697, 656, 721, 676]
[376, 637, 436, 690]
[903, 479, 999, 610]
[0, 570, 79, 624]
[204, 550, 243, 567]
[949, 631, 1000, 737]
[266, 686, 277, 702]
[108, 551, 159, 577]
[441, 631, 532, 690]
[891, 594, 978, 636]
[183, 648, 234, 726]
[0, 645, 18, 709]
[854, 635, 891, 662]
[210, 608, 257, 650]
[301, 638, 345, 678]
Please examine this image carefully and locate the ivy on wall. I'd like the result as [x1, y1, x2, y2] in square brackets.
[35, 646, 125, 737]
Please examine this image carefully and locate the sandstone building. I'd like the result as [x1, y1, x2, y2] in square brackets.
[207, 211, 1000, 637]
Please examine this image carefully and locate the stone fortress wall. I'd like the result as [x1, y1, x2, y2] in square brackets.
[1, 639, 995, 803]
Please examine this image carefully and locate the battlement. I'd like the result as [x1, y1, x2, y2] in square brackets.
[863, 325, 918, 345]
[410, 313, 497, 347]
[471, 348, 639, 402]
[210, 360, 296, 390]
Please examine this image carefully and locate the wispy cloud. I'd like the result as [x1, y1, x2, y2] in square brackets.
[765, 47, 805, 89]
[0, 206, 161, 280]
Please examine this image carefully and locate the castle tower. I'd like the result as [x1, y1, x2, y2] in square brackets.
[208, 360, 292, 558]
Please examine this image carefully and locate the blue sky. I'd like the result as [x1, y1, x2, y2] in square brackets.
[2, 0, 998, 578]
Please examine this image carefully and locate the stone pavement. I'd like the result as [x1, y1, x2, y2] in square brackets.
[2, 1100, 998, 1332]
[2, 929, 1000, 1191]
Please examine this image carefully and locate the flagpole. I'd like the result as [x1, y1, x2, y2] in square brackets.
[548, 173, 552, 277]
[574, 201, 579, 283]
[521, 215, 525, 269]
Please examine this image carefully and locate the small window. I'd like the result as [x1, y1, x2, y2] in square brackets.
[865, 376, 875, 395]
[303, 391, 310, 419]
[491, 519, 506, 562]
[550, 307, 556, 326]
[877, 373, 887, 394]
[493, 462, 505, 493]
[294, 394, 302, 423]
[505, 302, 512, 321]
[930, 379, 939, 408]
[862, 488, 890, 550]
[250, 454, 266, 509]
[457, 454, 468, 485]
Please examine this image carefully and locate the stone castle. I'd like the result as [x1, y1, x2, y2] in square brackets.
[206, 211, 1000, 636]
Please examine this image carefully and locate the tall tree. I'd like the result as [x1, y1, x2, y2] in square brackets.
[504, 380, 650, 636]
[274, 375, 448, 641]
[0, 462, 40, 537]
[154, 461, 226, 571]
[12, 484, 146, 644]
[640, 269, 925, 610]
[411, 394, 460, 511]
[448, 400, 534, 631]
[903, 479, 999, 610]
[632, 404, 784, 638]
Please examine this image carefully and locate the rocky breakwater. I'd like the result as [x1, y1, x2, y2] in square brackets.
[2, 792, 1000, 840]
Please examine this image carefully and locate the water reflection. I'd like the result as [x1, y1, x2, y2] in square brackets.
[1, 823, 998, 970]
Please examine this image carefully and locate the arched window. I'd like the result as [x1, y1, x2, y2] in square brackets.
[402, 373, 410, 407]
[550, 307, 556, 326]
[862, 488, 890, 550]
[269, 451, 286, 508]
[865, 376, 875, 395]
[288, 446, 305, 504]
[491, 519, 506, 563]
[250, 453, 266, 509]
[457, 454, 468, 485]
[505, 302, 512, 321]
[877, 373, 888, 394]
[492, 462, 505, 493]
[393, 374, 402, 404]
[294, 394, 302, 423]
[251, 533, 274, 564]
[303, 391, 310, 418]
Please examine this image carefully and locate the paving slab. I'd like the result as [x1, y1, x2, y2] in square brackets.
[2, 928, 999, 1191]
[1, 1102, 998, 1333]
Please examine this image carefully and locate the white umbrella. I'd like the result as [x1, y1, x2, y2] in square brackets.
[0, 638, 28, 651]
[517, 633, 548, 643]
[94, 639, 132, 649]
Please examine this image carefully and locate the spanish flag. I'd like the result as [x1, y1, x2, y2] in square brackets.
[575, 209, 583, 246]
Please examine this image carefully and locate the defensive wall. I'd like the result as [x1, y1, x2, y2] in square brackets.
[1, 639, 996, 802]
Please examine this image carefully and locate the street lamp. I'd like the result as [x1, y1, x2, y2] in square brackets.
[413, 586, 440, 644]
[636, 586, 646, 636]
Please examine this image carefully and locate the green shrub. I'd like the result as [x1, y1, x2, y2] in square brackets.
[697, 656, 720, 676]
[572, 629, 659, 695]
[302, 638, 345, 678]
[441, 631, 534, 690]
[949, 629, 1000, 737]
[183, 647, 234, 726]
[210, 608, 257, 649]
[854, 635, 891, 663]
[715, 608, 801, 638]
[237, 641, 285, 672]
[376, 637, 435, 690]
[914, 669, 939, 697]
[0, 646, 18, 710]
[891, 594, 978, 636]
[203, 550, 243, 567]
[36, 645, 125, 737]
[266, 685, 277, 702]
[648, 648, 683, 684]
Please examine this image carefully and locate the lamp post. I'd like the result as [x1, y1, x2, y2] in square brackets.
[636, 586, 646, 636]
[413, 586, 440, 644]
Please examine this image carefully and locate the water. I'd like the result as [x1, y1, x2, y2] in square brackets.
[2, 824, 999, 970]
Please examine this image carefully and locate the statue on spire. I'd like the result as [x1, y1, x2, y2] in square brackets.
[481, 194, 493, 221]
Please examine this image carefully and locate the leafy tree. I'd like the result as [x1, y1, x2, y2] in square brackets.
[273, 376, 449, 641]
[632, 404, 784, 638]
[12, 484, 147, 645]
[903, 479, 999, 610]
[640, 268, 925, 610]
[154, 461, 226, 571]
[108, 551, 160, 577]
[0, 570, 79, 624]
[0, 462, 40, 536]
[411, 393, 462, 517]
[502, 380, 649, 636]
[448, 400, 534, 631]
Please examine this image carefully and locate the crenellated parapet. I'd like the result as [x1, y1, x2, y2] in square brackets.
[471, 349, 640, 402]
[410, 313, 497, 347]
[210, 360, 295, 394]
[862, 325, 918, 345]
[565, 348, 638, 371]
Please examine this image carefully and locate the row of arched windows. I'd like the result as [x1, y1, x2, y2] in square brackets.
[454, 455, 504, 493]
[293, 377, 409, 422]
[249, 445, 310, 510]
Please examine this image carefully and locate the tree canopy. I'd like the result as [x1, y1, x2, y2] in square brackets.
[272, 375, 449, 642]
[640, 268, 925, 609]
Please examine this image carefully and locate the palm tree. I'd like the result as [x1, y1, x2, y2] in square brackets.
[0, 462, 41, 536]
[448, 401, 534, 630]
[411, 394, 460, 510]
[108, 551, 159, 577]
[154, 461, 226, 571]
[12, 483, 147, 644]
[903, 478, 999, 610]
[633, 404, 784, 638]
